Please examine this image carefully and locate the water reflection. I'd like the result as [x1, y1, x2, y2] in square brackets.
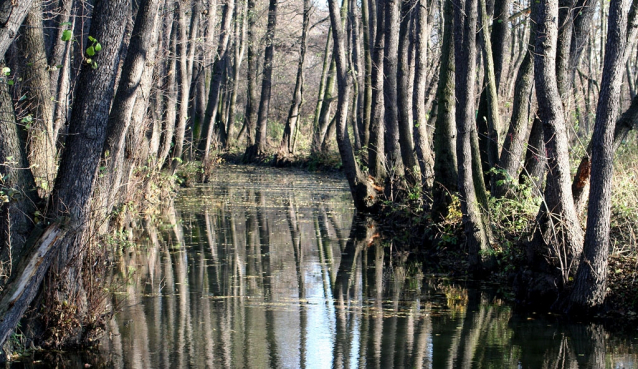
[87, 166, 638, 369]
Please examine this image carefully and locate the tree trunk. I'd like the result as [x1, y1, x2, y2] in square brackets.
[310, 35, 333, 153]
[491, 0, 511, 90]
[412, 0, 434, 191]
[0, 1, 36, 56]
[454, 0, 495, 271]
[244, 0, 277, 160]
[368, 0, 386, 179]
[383, 0, 404, 177]
[243, 0, 258, 147]
[18, 0, 57, 198]
[432, 0, 457, 220]
[569, 0, 630, 312]
[360, 0, 372, 148]
[493, 49, 534, 198]
[327, 0, 378, 211]
[529, 0, 584, 289]
[44, 0, 130, 347]
[226, 0, 247, 149]
[157, 24, 177, 169]
[48, 0, 74, 141]
[202, 0, 235, 167]
[397, 0, 417, 184]
[277, 0, 310, 161]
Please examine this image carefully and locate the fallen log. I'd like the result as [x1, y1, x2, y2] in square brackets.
[0, 224, 67, 360]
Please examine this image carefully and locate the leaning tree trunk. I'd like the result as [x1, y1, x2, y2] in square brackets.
[568, 0, 630, 312]
[529, 0, 584, 292]
[454, 0, 495, 272]
[327, 0, 378, 212]
[3, 0, 130, 352]
[244, 0, 277, 160]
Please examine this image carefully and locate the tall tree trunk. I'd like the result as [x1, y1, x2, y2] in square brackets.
[99, 0, 160, 213]
[0, 1, 36, 55]
[157, 24, 177, 169]
[478, 0, 501, 192]
[397, 0, 417, 184]
[568, 0, 630, 312]
[18, 0, 57, 197]
[49, 0, 74, 141]
[226, 0, 247, 148]
[310, 35, 333, 153]
[368, 0, 386, 179]
[277, 0, 310, 160]
[491, 0, 510, 90]
[360, 0, 372, 148]
[244, 0, 277, 160]
[432, 0, 457, 220]
[383, 0, 404, 177]
[454, 0, 495, 271]
[202, 0, 235, 168]
[529, 0, 584, 290]
[412, 0, 434, 191]
[327, 0, 378, 211]
[243, 0, 258, 147]
[44, 0, 130, 347]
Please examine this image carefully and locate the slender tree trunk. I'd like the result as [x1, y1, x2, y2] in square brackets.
[529, 0, 584, 289]
[327, 0, 378, 211]
[277, 0, 310, 160]
[311, 35, 333, 153]
[243, 0, 258, 147]
[202, 0, 235, 168]
[226, 0, 247, 148]
[569, 0, 630, 311]
[49, 0, 74, 140]
[397, 0, 417, 184]
[368, 0, 386, 179]
[412, 0, 434, 191]
[244, 0, 277, 160]
[158, 25, 177, 169]
[454, 0, 495, 271]
[383, 0, 404, 177]
[432, 0, 457, 220]
[361, 0, 372, 148]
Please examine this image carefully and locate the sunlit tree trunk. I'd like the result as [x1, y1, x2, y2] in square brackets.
[569, 0, 630, 312]
[244, 0, 277, 160]
[368, 0, 386, 179]
[397, 0, 417, 184]
[243, 0, 258, 147]
[454, 0, 495, 271]
[383, 0, 404, 178]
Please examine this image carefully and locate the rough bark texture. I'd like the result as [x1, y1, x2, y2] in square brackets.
[0, 79, 37, 287]
[397, 0, 417, 184]
[245, 0, 277, 160]
[432, 0, 457, 220]
[569, 0, 629, 312]
[17, 0, 56, 198]
[454, 0, 494, 271]
[45, 0, 130, 347]
[244, 0, 258, 147]
[202, 0, 234, 166]
[383, 0, 403, 177]
[529, 0, 584, 291]
[494, 50, 534, 198]
[412, 0, 434, 191]
[368, 0, 386, 179]
[171, 1, 192, 171]
[0, 1, 36, 56]
[327, 0, 377, 212]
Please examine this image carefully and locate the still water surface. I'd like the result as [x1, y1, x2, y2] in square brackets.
[21, 165, 638, 368]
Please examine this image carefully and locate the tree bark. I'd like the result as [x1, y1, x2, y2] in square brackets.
[244, 0, 277, 160]
[412, 0, 434, 191]
[397, 0, 417, 184]
[529, 0, 584, 288]
[202, 0, 235, 167]
[327, 0, 378, 211]
[0, 1, 36, 56]
[368, 0, 386, 179]
[171, 1, 193, 171]
[432, 0, 457, 220]
[383, 0, 404, 177]
[454, 0, 495, 271]
[243, 0, 258, 147]
[18, 0, 57, 197]
[277, 0, 310, 160]
[569, 0, 630, 312]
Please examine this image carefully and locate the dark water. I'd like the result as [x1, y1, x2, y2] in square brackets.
[12, 165, 638, 368]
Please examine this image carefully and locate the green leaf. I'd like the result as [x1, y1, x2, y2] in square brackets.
[61, 29, 72, 41]
[88, 35, 96, 42]
[95, 42, 102, 52]
[1, 67, 10, 75]
[7, 80, 13, 86]
[92, 61, 98, 69]
[60, 22, 73, 26]
[86, 46, 95, 56]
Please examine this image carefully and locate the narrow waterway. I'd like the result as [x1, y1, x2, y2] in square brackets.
[14, 165, 638, 368]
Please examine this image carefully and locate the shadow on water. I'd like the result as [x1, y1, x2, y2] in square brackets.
[9, 165, 638, 368]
